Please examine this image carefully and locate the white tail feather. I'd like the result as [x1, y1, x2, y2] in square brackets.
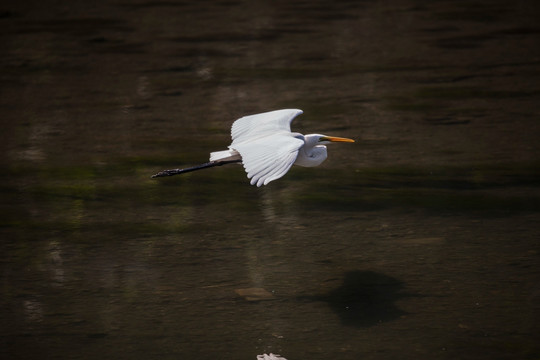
[209, 149, 241, 162]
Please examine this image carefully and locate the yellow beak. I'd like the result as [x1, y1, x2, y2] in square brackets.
[320, 136, 355, 143]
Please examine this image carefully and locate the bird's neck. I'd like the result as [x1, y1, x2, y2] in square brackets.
[294, 134, 328, 167]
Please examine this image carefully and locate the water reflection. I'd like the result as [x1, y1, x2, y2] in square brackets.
[15, 124, 50, 162]
[302, 271, 410, 328]
[23, 299, 44, 324]
[46, 240, 65, 286]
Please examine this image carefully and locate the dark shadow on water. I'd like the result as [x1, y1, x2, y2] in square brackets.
[301, 270, 413, 328]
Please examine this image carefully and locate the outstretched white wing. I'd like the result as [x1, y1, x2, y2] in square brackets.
[233, 134, 303, 186]
[229, 109, 304, 186]
[231, 109, 303, 143]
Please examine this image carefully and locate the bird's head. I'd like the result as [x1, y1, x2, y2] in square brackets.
[296, 134, 355, 167]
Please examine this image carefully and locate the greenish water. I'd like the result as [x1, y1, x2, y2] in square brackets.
[1, 0, 540, 359]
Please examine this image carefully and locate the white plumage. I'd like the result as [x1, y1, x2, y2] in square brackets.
[152, 109, 354, 186]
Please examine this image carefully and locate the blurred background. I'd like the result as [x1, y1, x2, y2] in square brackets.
[1, 0, 539, 359]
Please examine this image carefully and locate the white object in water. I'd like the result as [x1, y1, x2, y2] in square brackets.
[257, 353, 287, 360]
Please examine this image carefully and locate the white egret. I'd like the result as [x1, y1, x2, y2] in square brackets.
[151, 109, 354, 186]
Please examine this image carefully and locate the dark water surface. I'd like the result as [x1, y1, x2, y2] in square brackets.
[2, 1, 540, 359]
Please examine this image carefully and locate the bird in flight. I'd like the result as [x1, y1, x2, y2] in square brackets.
[151, 109, 354, 186]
